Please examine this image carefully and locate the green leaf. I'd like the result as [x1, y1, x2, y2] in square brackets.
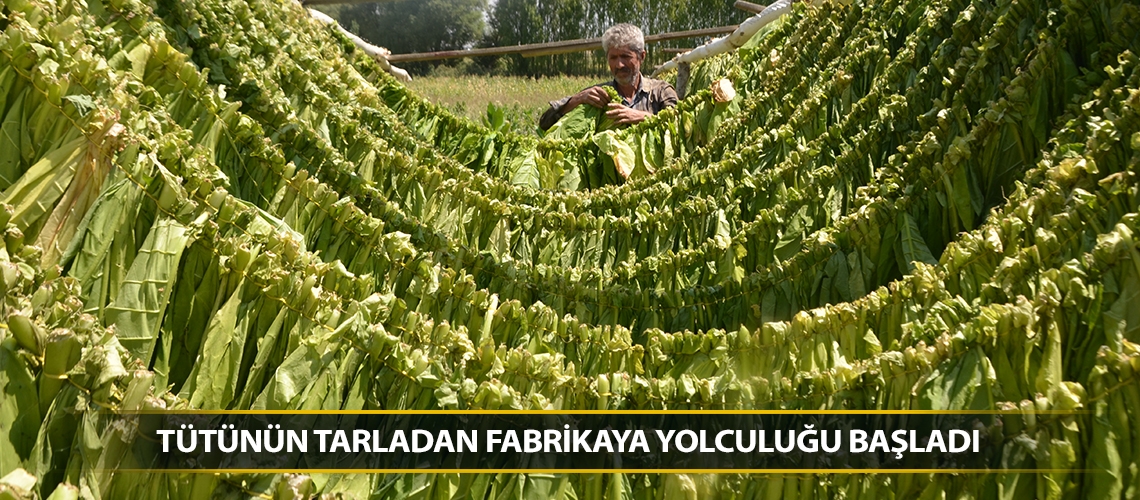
[537, 149, 567, 191]
[917, 349, 995, 410]
[1034, 314, 1065, 398]
[950, 165, 974, 231]
[488, 219, 510, 260]
[0, 342, 39, 477]
[593, 131, 637, 181]
[62, 177, 137, 287]
[485, 102, 506, 132]
[0, 89, 28, 190]
[1087, 395, 1123, 499]
[707, 99, 740, 141]
[234, 308, 289, 409]
[252, 313, 363, 410]
[179, 281, 247, 409]
[0, 66, 15, 121]
[62, 95, 95, 117]
[0, 134, 86, 232]
[508, 147, 540, 190]
[897, 212, 938, 272]
[36, 128, 116, 267]
[845, 250, 868, 300]
[103, 217, 193, 364]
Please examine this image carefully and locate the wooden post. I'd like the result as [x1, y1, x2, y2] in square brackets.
[675, 62, 691, 99]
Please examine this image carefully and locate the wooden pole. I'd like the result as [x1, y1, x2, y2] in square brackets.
[303, 0, 399, 4]
[517, 40, 603, 58]
[387, 44, 567, 63]
[387, 25, 739, 63]
[523, 25, 737, 57]
[675, 61, 692, 99]
[733, 0, 768, 14]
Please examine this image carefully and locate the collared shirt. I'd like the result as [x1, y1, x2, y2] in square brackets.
[539, 74, 679, 131]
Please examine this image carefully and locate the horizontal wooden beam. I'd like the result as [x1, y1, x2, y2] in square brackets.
[516, 39, 602, 58]
[386, 44, 563, 63]
[520, 25, 737, 58]
[303, 0, 400, 5]
[734, 0, 769, 14]
[387, 24, 739, 63]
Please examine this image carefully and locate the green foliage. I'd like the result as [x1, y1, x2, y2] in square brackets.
[544, 86, 621, 139]
[2, 0, 1140, 498]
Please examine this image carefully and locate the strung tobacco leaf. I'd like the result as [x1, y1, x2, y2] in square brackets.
[103, 217, 194, 364]
[1, 134, 85, 233]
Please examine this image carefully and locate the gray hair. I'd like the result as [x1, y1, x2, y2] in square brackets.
[602, 23, 645, 54]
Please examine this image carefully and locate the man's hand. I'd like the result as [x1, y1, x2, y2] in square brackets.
[564, 86, 612, 112]
[605, 103, 651, 125]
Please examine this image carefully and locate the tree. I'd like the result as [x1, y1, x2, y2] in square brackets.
[484, 0, 543, 74]
[318, 0, 487, 55]
[484, 0, 748, 76]
[487, 0, 542, 47]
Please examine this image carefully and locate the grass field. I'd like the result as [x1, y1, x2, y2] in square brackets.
[405, 75, 604, 135]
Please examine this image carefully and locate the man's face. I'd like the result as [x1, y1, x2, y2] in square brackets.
[607, 46, 645, 86]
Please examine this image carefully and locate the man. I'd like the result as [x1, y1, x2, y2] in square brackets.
[539, 24, 679, 131]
